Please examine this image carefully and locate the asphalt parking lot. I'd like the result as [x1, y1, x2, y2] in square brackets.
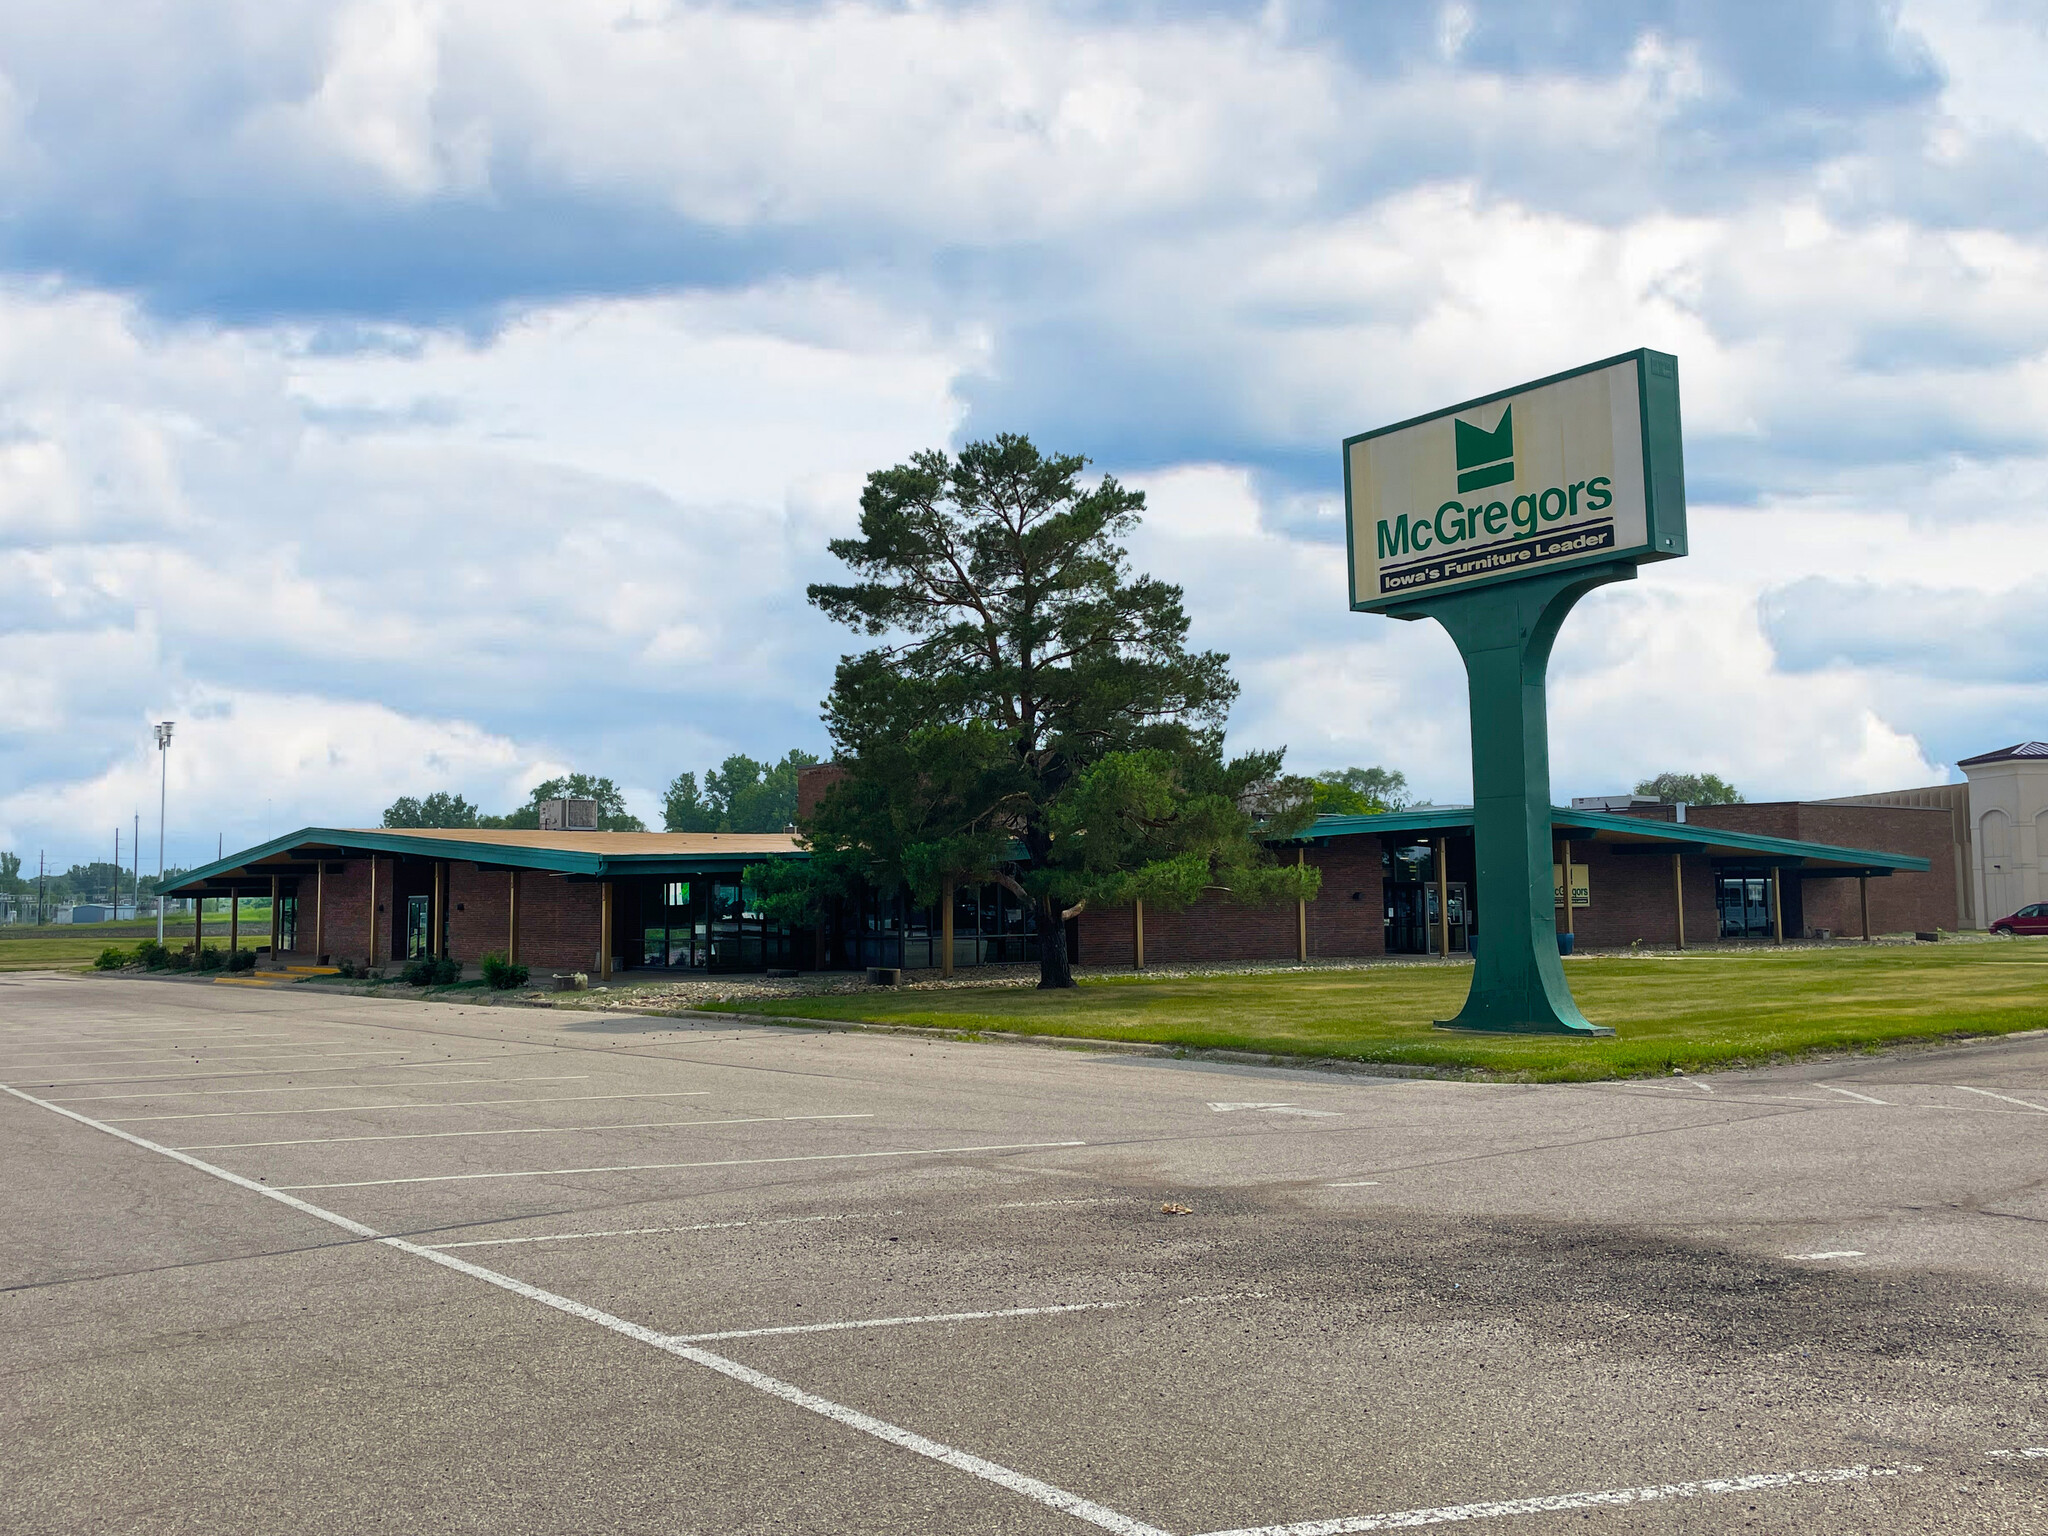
[5, 973, 2047, 1534]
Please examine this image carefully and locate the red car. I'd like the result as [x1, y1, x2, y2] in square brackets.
[1990, 903, 2048, 937]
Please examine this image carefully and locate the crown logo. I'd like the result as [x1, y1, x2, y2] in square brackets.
[1454, 406, 1513, 493]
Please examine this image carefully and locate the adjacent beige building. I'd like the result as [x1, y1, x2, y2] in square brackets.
[1961, 742, 2048, 923]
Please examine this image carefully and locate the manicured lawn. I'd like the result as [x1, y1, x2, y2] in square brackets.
[0, 930, 262, 972]
[702, 940, 2048, 1081]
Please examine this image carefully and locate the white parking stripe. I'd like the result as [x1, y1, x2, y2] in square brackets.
[54, 1075, 591, 1103]
[33, 1056, 513, 1086]
[1192, 1463, 1915, 1536]
[1955, 1085, 2048, 1113]
[674, 1301, 1135, 1342]
[1821, 1085, 1889, 1105]
[15, 1049, 419, 1069]
[107, 1090, 709, 1123]
[280, 1141, 1088, 1190]
[0, 1083, 1165, 1536]
[428, 1210, 907, 1250]
[1784, 1250, 1864, 1261]
[179, 1112, 874, 1150]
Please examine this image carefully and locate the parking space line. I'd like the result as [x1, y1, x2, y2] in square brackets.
[33, 1056, 517, 1086]
[1955, 1085, 2048, 1113]
[13, 1049, 421, 1070]
[106, 1089, 707, 1122]
[1191, 1462, 1915, 1535]
[179, 1112, 875, 1149]
[428, 1210, 908, 1250]
[1821, 1085, 1889, 1105]
[280, 1141, 1088, 1190]
[0, 1083, 1165, 1536]
[1784, 1250, 1864, 1261]
[53, 1075, 591, 1103]
[674, 1301, 1136, 1342]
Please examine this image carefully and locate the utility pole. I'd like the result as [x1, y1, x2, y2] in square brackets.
[155, 721, 175, 944]
[132, 813, 141, 920]
[37, 850, 45, 926]
[114, 826, 120, 908]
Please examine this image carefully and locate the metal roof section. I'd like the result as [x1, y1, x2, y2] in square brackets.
[163, 827, 805, 894]
[1286, 807, 1929, 873]
[1957, 741, 2048, 766]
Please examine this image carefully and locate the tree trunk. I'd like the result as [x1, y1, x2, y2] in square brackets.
[1036, 894, 1076, 989]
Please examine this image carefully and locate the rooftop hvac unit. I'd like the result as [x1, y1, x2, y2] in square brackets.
[538, 797, 600, 831]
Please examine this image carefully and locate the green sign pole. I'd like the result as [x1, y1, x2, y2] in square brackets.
[1343, 348, 1687, 1037]
[1390, 559, 1636, 1034]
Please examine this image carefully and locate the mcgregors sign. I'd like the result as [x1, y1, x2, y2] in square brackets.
[1344, 349, 1686, 613]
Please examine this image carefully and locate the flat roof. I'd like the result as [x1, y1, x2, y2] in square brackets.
[164, 827, 805, 894]
[1288, 806, 1930, 874]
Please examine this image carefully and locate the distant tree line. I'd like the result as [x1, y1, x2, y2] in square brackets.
[382, 754, 825, 836]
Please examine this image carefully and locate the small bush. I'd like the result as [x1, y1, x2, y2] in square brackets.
[135, 939, 169, 970]
[94, 946, 131, 971]
[335, 959, 359, 979]
[196, 945, 226, 972]
[402, 955, 463, 987]
[480, 950, 530, 990]
[226, 947, 256, 972]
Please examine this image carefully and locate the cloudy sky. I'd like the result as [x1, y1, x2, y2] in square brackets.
[3, 0, 2045, 871]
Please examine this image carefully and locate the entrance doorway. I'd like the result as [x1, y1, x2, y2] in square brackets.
[1716, 869, 1773, 938]
[405, 894, 431, 959]
[1386, 881, 1469, 954]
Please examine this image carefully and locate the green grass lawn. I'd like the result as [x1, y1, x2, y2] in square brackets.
[702, 940, 2048, 1081]
[0, 930, 263, 972]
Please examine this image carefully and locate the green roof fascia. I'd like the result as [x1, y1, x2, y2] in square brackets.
[162, 828, 814, 893]
[1549, 806, 1930, 872]
[1277, 807, 1928, 874]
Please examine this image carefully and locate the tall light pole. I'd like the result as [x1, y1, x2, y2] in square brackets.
[154, 721, 174, 943]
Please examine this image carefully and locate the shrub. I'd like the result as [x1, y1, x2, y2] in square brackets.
[196, 945, 225, 972]
[94, 946, 130, 971]
[134, 939, 169, 970]
[226, 947, 256, 972]
[335, 959, 358, 979]
[402, 955, 463, 987]
[480, 951, 530, 990]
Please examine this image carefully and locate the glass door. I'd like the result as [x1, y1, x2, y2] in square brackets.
[405, 894, 430, 959]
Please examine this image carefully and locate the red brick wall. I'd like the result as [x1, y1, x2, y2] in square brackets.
[1077, 839, 1387, 966]
[1556, 841, 1721, 949]
[1688, 802, 1958, 937]
[796, 764, 847, 821]
[276, 860, 376, 963]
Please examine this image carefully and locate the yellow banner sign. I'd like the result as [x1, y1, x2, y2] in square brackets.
[1552, 862, 1590, 909]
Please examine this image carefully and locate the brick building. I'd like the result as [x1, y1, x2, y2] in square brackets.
[167, 789, 1955, 977]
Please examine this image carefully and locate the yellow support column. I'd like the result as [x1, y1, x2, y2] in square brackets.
[1672, 853, 1685, 950]
[1296, 847, 1309, 964]
[600, 881, 614, 980]
[1771, 867, 1784, 944]
[314, 863, 326, 962]
[1859, 874, 1870, 942]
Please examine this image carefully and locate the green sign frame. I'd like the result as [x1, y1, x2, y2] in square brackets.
[1344, 348, 1686, 615]
[1342, 349, 1688, 1034]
